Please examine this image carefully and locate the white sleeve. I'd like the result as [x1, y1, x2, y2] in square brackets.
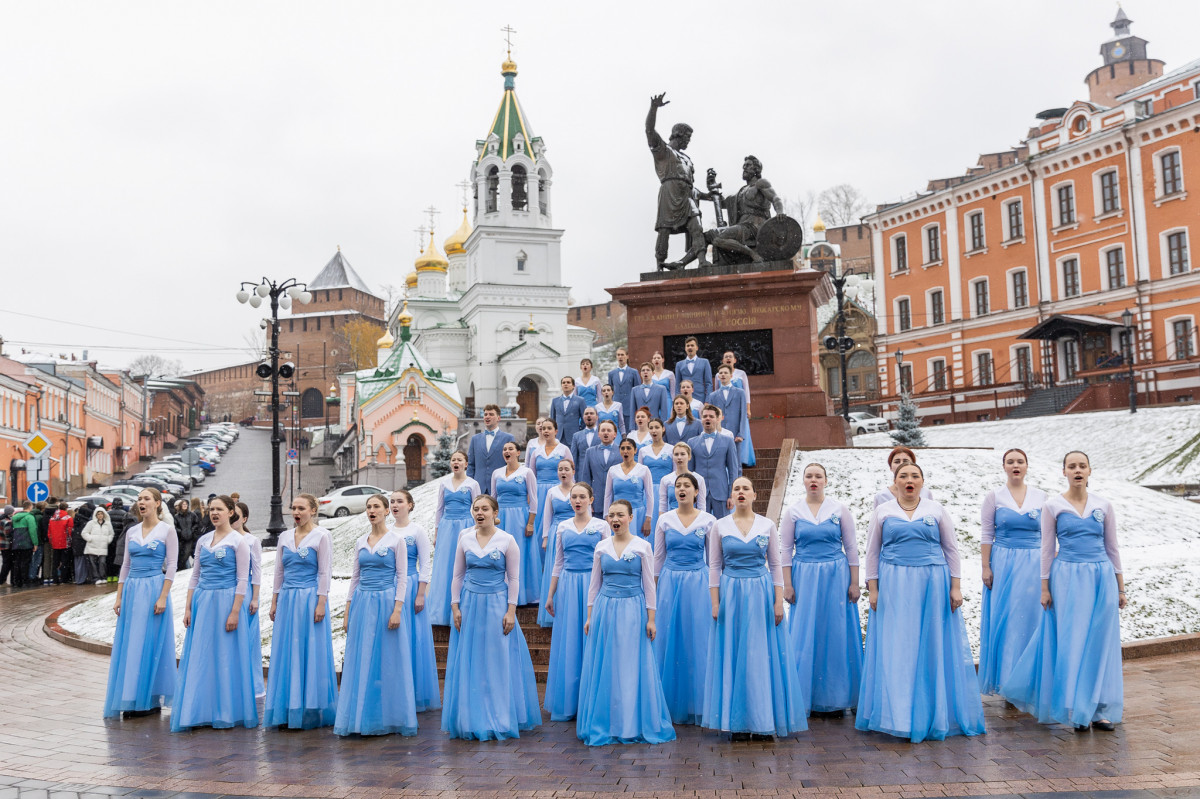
[640, 541, 656, 610]
[415, 526, 433, 584]
[980, 489, 997, 546]
[778, 504, 798, 562]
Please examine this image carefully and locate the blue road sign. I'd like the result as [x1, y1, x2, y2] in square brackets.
[27, 481, 49, 503]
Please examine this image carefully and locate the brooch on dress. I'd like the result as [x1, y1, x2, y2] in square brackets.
[1027, 510, 1040, 521]
[405, 535, 415, 547]
[693, 525, 706, 537]
[375, 547, 388, 557]
[214, 547, 227, 560]
[756, 534, 770, 549]
[828, 513, 840, 524]
[620, 549, 637, 561]
[298, 546, 310, 558]
[489, 550, 503, 561]
[923, 515, 937, 527]
[146, 540, 159, 551]
[1092, 509, 1105, 523]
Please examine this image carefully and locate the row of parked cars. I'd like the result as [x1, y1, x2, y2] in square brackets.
[69, 423, 240, 510]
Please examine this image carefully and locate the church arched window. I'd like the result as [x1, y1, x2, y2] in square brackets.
[486, 167, 499, 213]
[538, 169, 548, 215]
[516, 250, 527, 272]
[511, 165, 528, 211]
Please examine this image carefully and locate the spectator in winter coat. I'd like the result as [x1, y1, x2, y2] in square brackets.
[31, 501, 49, 584]
[0, 506, 14, 587]
[10, 502, 38, 588]
[81, 508, 115, 585]
[47, 503, 74, 584]
[71, 503, 95, 584]
[106, 498, 130, 582]
[174, 500, 198, 570]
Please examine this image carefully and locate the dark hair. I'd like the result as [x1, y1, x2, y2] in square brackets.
[608, 499, 633, 515]
[619, 438, 637, 451]
[684, 336, 699, 346]
[1062, 450, 1090, 467]
[209, 494, 237, 512]
[648, 417, 664, 429]
[58, 502, 68, 511]
[483, 403, 502, 414]
[391, 488, 415, 508]
[571, 482, 595, 499]
[668, 396, 695, 423]
[674, 472, 700, 492]
[236, 502, 250, 522]
[561, 375, 576, 386]
[365, 493, 390, 511]
[598, 419, 618, 433]
[542, 417, 558, 430]
[580, 358, 593, 367]
[701, 403, 720, 416]
[472, 494, 500, 512]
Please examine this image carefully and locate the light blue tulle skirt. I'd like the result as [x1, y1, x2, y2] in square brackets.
[334, 586, 418, 736]
[244, 593, 264, 698]
[703, 572, 807, 736]
[441, 587, 541, 740]
[104, 575, 176, 717]
[171, 588, 258, 731]
[856, 562, 985, 742]
[537, 526, 559, 627]
[978, 546, 1041, 695]
[786, 558, 862, 714]
[427, 517, 469, 626]
[654, 566, 710, 725]
[1001, 559, 1123, 727]
[575, 592, 675, 746]
[738, 413, 755, 468]
[544, 569, 591, 720]
[405, 574, 441, 712]
[499, 506, 541, 605]
[263, 586, 338, 729]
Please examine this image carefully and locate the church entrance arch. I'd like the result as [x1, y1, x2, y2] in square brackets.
[404, 434, 425, 486]
[517, 377, 539, 427]
[301, 388, 324, 419]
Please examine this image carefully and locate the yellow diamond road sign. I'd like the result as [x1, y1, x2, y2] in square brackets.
[23, 431, 52, 457]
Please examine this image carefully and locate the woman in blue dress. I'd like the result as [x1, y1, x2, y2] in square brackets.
[779, 463, 862, 717]
[492, 441, 539, 605]
[978, 448, 1047, 695]
[577, 357, 601, 408]
[664, 396, 701, 445]
[529, 419, 573, 556]
[544, 483, 610, 720]
[638, 419, 673, 540]
[650, 351, 676, 398]
[232, 502, 264, 698]
[652, 474, 715, 725]
[719, 350, 755, 468]
[595, 384, 626, 438]
[537, 459, 577, 627]
[658, 442, 707, 516]
[264, 493, 337, 729]
[627, 407, 654, 449]
[1001, 450, 1125, 732]
[172, 495, 258, 731]
[105, 488, 178, 718]
[874, 446, 934, 507]
[427, 451, 481, 627]
[858, 464, 984, 743]
[703, 477, 806, 739]
[604, 439, 655, 540]
[576, 501, 675, 746]
[335, 494, 417, 736]
[442, 494, 541, 740]
[390, 489, 440, 712]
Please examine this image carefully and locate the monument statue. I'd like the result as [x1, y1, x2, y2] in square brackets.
[646, 94, 711, 271]
[702, 155, 785, 264]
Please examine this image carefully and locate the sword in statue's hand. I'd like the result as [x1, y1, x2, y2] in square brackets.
[706, 168, 726, 227]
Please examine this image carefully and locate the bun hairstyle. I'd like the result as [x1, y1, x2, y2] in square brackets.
[609, 499, 633, 515]
[365, 493, 390, 511]
[472, 494, 500, 513]
[802, 462, 828, 477]
[887, 446, 917, 467]
[210, 494, 237, 513]
[236, 502, 250, 523]
[297, 493, 319, 512]
[391, 488, 415, 508]
[571, 482, 595, 499]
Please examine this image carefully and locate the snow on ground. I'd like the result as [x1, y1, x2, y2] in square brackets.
[779, 404, 1200, 653]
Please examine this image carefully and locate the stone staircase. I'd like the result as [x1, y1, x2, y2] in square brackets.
[742, 447, 780, 515]
[1005, 383, 1088, 419]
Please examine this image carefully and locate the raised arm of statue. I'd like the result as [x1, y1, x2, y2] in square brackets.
[646, 94, 669, 149]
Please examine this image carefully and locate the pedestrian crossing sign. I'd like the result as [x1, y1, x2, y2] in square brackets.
[23, 431, 51, 457]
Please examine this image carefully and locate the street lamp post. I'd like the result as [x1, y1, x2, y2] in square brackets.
[1122, 307, 1137, 414]
[237, 277, 311, 547]
[816, 255, 865, 423]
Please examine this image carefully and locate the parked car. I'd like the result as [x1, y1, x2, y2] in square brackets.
[152, 461, 204, 484]
[143, 472, 191, 494]
[848, 411, 890, 436]
[98, 485, 143, 503]
[68, 494, 113, 511]
[317, 485, 387, 517]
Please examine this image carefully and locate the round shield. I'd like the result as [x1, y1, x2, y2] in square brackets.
[756, 215, 804, 261]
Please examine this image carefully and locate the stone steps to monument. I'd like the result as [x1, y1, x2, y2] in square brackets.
[432, 605, 551, 680]
[743, 447, 781, 516]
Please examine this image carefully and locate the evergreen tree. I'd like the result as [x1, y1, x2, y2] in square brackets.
[890, 392, 926, 447]
[429, 429, 456, 479]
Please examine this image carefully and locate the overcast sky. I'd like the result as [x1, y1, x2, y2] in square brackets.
[4, 0, 1200, 372]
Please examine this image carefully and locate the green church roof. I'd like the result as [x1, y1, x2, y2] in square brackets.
[477, 59, 540, 162]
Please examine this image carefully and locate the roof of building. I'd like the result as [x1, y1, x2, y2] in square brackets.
[477, 58, 541, 162]
[355, 334, 461, 406]
[308, 249, 374, 294]
[1115, 56, 1200, 100]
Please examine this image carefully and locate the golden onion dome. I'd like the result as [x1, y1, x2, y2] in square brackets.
[813, 215, 827, 234]
[443, 208, 472, 255]
[376, 329, 395, 349]
[501, 58, 518, 76]
[397, 299, 413, 328]
[404, 271, 418, 288]
[414, 231, 448, 272]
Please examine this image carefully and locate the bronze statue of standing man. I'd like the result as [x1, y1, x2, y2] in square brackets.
[646, 94, 710, 271]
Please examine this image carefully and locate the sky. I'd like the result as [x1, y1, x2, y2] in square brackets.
[4, 0, 1200, 373]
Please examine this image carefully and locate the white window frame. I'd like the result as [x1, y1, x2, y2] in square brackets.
[1159, 227, 1191, 278]
[965, 210, 986, 253]
[1006, 267, 1030, 309]
[1051, 179, 1078, 229]
[890, 233, 909, 273]
[1002, 198, 1024, 242]
[926, 357, 948, 392]
[1100, 244, 1127, 290]
[1092, 167, 1122, 217]
[921, 223, 942, 265]
[1154, 146, 1185, 199]
[973, 349, 995, 387]
[969, 277, 990, 318]
[1057, 254, 1082, 299]
[925, 287, 945, 326]
[1164, 314, 1197, 360]
[894, 296, 912, 333]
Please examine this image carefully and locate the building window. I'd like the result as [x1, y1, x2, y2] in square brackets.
[289, 320, 294, 332]
[976, 352, 994, 386]
[898, 364, 913, 394]
[929, 289, 944, 326]
[591, 306, 596, 319]
[316, 317, 321, 331]
[1099, 170, 1120, 214]
[968, 212, 985, 251]
[894, 235, 908, 271]
[575, 308, 581, 321]
[1006, 200, 1023, 240]
[897, 298, 911, 332]
[1011, 270, 1028, 308]
[302, 319, 308, 332]
[973, 279, 989, 316]
[1062, 258, 1081, 297]
[1174, 320, 1195, 359]
[931, 359, 947, 391]
[1161, 150, 1183, 196]
[1057, 184, 1076, 225]
[516, 250, 527, 271]
[827, 366, 841, 396]
[1168, 231, 1190, 275]
[925, 225, 940, 263]
[1063, 338, 1079, 379]
[606, 302, 612, 317]
[1106, 248, 1126, 289]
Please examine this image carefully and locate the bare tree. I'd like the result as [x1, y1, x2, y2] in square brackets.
[783, 190, 817, 233]
[242, 328, 267, 360]
[379, 283, 400, 319]
[128, 353, 183, 377]
[818, 184, 870, 226]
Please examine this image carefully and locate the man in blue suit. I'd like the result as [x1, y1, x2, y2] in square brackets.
[569, 407, 600, 464]
[687, 404, 740, 519]
[549, 376, 587, 442]
[577, 419, 620, 514]
[466, 404, 514, 496]
[710, 365, 746, 445]
[606, 347, 637, 417]
[627, 363, 672, 430]
[673, 336, 712, 403]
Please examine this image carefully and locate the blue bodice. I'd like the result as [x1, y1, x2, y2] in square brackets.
[597, 406, 622, 427]
[496, 474, 530, 510]
[663, 525, 706, 571]
[879, 516, 946, 567]
[280, 545, 319, 589]
[126, 537, 167, 579]
[791, 516, 846, 563]
[463, 548, 508, 593]
[994, 507, 1041, 549]
[641, 448, 674, 487]
[356, 545, 398, 591]
[197, 543, 238, 590]
[442, 485, 474, 518]
[721, 534, 770, 578]
[611, 470, 647, 508]
[651, 374, 673, 391]
[548, 495, 573, 532]
[578, 383, 599, 406]
[1054, 511, 1108, 562]
[561, 525, 604, 572]
[598, 551, 645, 598]
[534, 450, 566, 484]
[401, 534, 419, 575]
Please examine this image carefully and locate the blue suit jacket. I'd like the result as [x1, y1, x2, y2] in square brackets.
[664, 418, 702, 445]
[709, 384, 746, 438]
[687, 433, 741, 501]
[606, 366, 637, 413]
[578, 442, 619, 513]
[467, 429, 514, 495]
[626, 382, 672, 429]
[674, 358, 713, 402]
[570, 427, 600, 464]
[549, 394, 588, 442]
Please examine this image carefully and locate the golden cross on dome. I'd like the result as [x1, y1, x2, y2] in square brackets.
[456, 179, 472, 210]
[501, 25, 517, 57]
[424, 205, 440, 234]
[413, 224, 428, 253]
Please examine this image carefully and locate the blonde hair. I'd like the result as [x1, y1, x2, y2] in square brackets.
[297, 493, 319, 512]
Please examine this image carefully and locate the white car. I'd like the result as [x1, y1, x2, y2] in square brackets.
[848, 412, 889, 435]
[318, 485, 387, 517]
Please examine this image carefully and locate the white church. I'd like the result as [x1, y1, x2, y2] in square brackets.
[389, 54, 594, 421]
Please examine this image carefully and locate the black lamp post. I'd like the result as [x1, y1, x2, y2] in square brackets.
[237, 277, 311, 547]
[813, 246, 865, 424]
[1122, 308, 1137, 414]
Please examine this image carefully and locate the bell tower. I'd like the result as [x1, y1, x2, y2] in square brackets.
[1085, 7, 1164, 107]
